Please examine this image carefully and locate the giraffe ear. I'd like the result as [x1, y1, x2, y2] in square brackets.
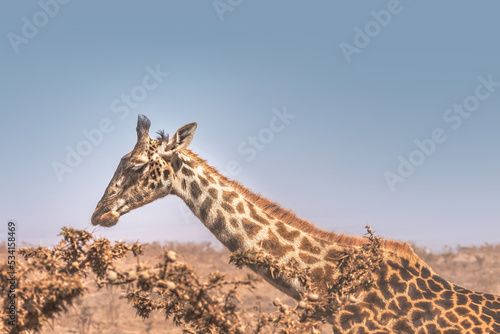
[160, 122, 197, 156]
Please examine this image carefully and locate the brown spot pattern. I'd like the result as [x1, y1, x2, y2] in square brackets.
[260, 230, 293, 259]
[209, 210, 226, 234]
[324, 264, 334, 279]
[230, 218, 239, 229]
[300, 237, 322, 254]
[247, 203, 270, 225]
[198, 175, 209, 187]
[190, 181, 201, 199]
[313, 237, 328, 247]
[241, 218, 262, 238]
[208, 188, 218, 199]
[299, 252, 320, 265]
[275, 221, 300, 242]
[206, 175, 216, 184]
[181, 166, 194, 177]
[199, 197, 213, 221]
[172, 156, 182, 172]
[235, 201, 245, 214]
[221, 202, 235, 214]
[222, 191, 239, 203]
[225, 233, 244, 252]
[311, 267, 325, 289]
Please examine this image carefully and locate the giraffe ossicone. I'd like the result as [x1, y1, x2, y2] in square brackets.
[92, 115, 500, 333]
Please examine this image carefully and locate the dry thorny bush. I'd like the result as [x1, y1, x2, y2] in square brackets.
[1, 226, 384, 334]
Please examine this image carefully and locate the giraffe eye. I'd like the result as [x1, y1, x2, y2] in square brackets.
[131, 163, 147, 172]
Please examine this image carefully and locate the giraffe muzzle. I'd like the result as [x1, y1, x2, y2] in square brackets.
[91, 205, 120, 227]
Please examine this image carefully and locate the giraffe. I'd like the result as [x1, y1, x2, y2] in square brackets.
[91, 115, 500, 333]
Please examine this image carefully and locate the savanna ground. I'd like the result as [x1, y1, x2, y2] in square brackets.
[2, 234, 500, 334]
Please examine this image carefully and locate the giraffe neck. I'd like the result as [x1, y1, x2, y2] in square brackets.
[170, 150, 345, 298]
[168, 150, 421, 301]
[170, 151, 256, 252]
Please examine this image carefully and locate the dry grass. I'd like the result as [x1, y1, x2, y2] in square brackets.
[1, 228, 499, 334]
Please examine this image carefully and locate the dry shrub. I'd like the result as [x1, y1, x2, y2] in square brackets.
[0, 228, 142, 334]
[1, 226, 386, 334]
[129, 226, 382, 333]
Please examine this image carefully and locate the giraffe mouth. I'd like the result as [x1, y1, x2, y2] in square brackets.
[91, 204, 120, 227]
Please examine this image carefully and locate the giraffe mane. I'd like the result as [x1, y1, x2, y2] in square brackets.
[184, 150, 421, 264]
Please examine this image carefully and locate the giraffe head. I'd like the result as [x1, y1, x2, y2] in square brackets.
[91, 115, 197, 227]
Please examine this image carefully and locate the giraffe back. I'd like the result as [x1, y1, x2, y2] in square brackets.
[331, 255, 500, 333]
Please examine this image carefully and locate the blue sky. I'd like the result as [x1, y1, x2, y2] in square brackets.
[1, 1, 498, 250]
